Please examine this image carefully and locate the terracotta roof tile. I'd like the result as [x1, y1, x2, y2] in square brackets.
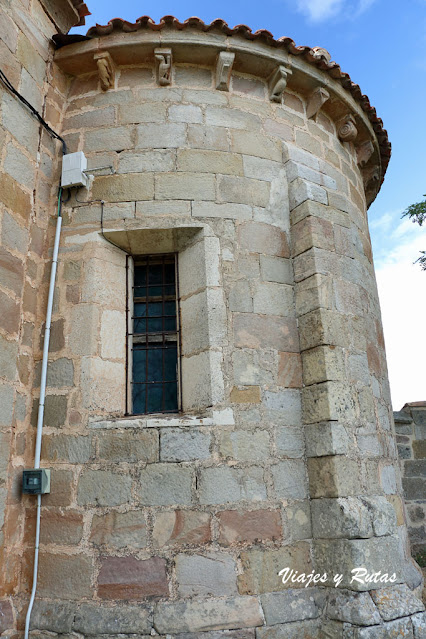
[70, 16, 390, 176]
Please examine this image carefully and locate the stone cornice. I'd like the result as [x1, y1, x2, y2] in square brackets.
[54, 17, 390, 205]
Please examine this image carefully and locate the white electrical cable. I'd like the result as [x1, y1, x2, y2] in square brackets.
[24, 199, 63, 639]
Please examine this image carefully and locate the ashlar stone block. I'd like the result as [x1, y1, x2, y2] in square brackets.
[238, 542, 312, 594]
[154, 596, 264, 634]
[198, 466, 266, 504]
[90, 510, 148, 548]
[176, 552, 238, 597]
[138, 463, 193, 506]
[160, 427, 211, 461]
[308, 456, 361, 498]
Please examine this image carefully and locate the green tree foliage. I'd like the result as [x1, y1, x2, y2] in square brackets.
[402, 195, 426, 270]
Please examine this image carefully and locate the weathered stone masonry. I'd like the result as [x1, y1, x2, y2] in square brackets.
[0, 6, 425, 639]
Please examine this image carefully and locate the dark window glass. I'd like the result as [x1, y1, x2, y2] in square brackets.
[131, 255, 179, 414]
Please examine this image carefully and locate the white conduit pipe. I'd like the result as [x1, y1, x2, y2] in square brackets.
[24, 191, 63, 639]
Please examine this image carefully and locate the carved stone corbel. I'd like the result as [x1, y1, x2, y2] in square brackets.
[154, 48, 172, 86]
[306, 87, 330, 119]
[337, 114, 358, 143]
[215, 51, 235, 91]
[268, 65, 292, 103]
[356, 140, 375, 167]
[362, 164, 380, 190]
[94, 51, 115, 91]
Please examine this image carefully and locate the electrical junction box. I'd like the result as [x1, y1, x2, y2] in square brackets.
[22, 469, 51, 495]
[61, 151, 88, 188]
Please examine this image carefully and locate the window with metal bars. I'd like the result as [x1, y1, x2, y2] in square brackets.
[128, 254, 180, 415]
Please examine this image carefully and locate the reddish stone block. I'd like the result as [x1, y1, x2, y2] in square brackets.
[0, 289, 20, 335]
[218, 509, 282, 545]
[98, 556, 168, 599]
[0, 248, 24, 296]
[278, 352, 303, 388]
[234, 314, 299, 352]
[153, 510, 211, 547]
[367, 343, 381, 377]
[0, 174, 31, 220]
[0, 600, 14, 632]
[238, 222, 290, 258]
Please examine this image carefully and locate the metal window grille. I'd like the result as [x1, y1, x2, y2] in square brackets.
[127, 254, 180, 415]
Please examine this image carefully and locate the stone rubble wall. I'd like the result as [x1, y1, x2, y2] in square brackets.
[395, 404, 426, 580]
[0, 0, 80, 629]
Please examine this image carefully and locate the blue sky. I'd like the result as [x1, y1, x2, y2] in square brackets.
[71, 0, 426, 409]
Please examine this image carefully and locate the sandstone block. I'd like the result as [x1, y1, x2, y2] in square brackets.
[229, 280, 253, 312]
[231, 129, 282, 161]
[39, 510, 84, 545]
[42, 469, 73, 507]
[98, 555, 168, 599]
[187, 123, 229, 150]
[80, 357, 124, 412]
[65, 107, 115, 129]
[90, 510, 147, 548]
[0, 248, 24, 296]
[286, 500, 312, 540]
[138, 464, 193, 506]
[68, 304, 99, 357]
[292, 215, 335, 257]
[136, 122, 186, 148]
[313, 535, 402, 591]
[0, 600, 13, 633]
[198, 466, 266, 505]
[302, 381, 356, 423]
[263, 390, 302, 426]
[219, 429, 270, 461]
[260, 589, 320, 625]
[193, 201, 252, 219]
[153, 510, 211, 547]
[277, 352, 303, 388]
[44, 358, 74, 388]
[1, 211, 29, 255]
[2, 93, 39, 154]
[295, 273, 333, 316]
[275, 426, 304, 457]
[38, 553, 92, 599]
[260, 256, 293, 284]
[289, 177, 328, 211]
[299, 309, 348, 351]
[100, 309, 126, 360]
[218, 176, 270, 207]
[119, 102, 167, 124]
[206, 107, 260, 130]
[177, 149, 243, 175]
[41, 434, 92, 464]
[234, 314, 298, 352]
[42, 394, 68, 429]
[73, 603, 152, 634]
[156, 172, 215, 200]
[169, 104, 203, 123]
[218, 509, 282, 545]
[242, 155, 282, 181]
[286, 160, 336, 189]
[154, 596, 263, 634]
[253, 282, 294, 316]
[176, 552, 238, 597]
[304, 422, 349, 457]
[271, 460, 308, 499]
[0, 289, 20, 335]
[98, 430, 159, 463]
[238, 543, 312, 594]
[230, 386, 261, 404]
[118, 150, 175, 173]
[30, 601, 74, 633]
[77, 470, 132, 506]
[91, 173, 154, 201]
[238, 222, 289, 257]
[308, 456, 361, 498]
[85, 126, 133, 152]
[0, 334, 18, 381]
[160, 428, 211, 462]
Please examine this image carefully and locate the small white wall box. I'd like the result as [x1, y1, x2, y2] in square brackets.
[22, 469, 51, 495]
[61, 151, 88, 188]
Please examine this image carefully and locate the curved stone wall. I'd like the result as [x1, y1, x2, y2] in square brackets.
[5, 23, 424, 639]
